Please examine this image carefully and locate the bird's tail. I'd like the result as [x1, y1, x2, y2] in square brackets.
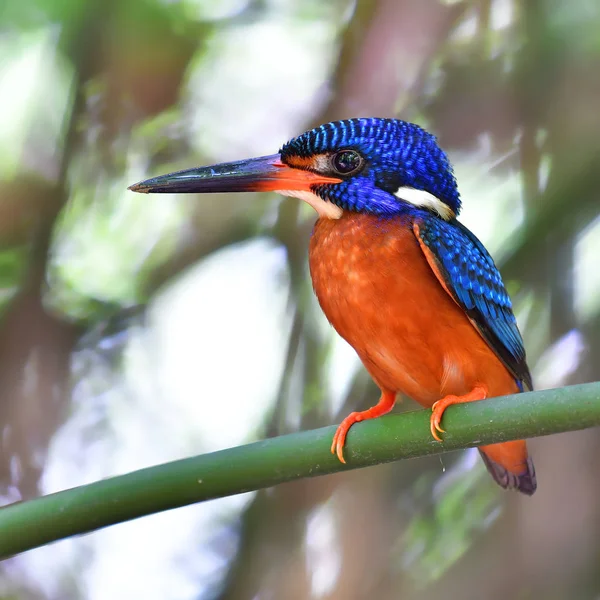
[479, 441, 537, 496]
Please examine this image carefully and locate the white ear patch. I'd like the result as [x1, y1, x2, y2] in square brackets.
[278, 189, 343, 220]
[393, 186, 454, 220]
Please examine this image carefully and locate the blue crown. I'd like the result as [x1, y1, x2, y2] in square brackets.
[280, 118, 461, 216]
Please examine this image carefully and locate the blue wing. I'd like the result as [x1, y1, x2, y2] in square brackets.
[414, 217, 532, 390]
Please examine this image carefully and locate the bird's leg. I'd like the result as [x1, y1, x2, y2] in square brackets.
[430, 384, 488, 441]
[331, 390, 396, 463]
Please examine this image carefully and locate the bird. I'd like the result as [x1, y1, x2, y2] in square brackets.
[129, 117, 536, 495]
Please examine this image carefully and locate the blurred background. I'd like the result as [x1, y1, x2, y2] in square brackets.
[1, 0, 600, 598]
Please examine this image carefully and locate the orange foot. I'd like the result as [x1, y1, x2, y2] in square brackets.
[430, 385, 488, 442]
[331, 390, 396, 463]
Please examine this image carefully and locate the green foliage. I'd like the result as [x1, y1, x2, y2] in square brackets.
[401, 468, 498, 586]
[0, 247, 28, 312]
[46, 180, 186, 321]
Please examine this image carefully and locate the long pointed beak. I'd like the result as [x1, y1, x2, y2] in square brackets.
[128, 154, 341, 194]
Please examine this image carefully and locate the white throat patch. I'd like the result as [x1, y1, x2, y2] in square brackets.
[393, 186, 454, 220]
[278, 189, 343, 219]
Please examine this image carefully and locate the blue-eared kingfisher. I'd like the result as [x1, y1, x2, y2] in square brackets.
[129, 118, 536, 495]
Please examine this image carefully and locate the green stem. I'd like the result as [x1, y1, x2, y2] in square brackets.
[2, 382, 600, 559]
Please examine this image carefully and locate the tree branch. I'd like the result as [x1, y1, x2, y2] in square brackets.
[1, 382, 600, 559]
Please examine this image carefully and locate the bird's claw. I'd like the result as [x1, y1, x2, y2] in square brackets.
[331, 412, 363, 464]
[330, 426, 348, 464]
[429, 386, 487, 442]
[331, 391, 397, 463]
[430, 399, 448, 442]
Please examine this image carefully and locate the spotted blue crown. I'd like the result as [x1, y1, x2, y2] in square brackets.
[280, 118, 461, 217]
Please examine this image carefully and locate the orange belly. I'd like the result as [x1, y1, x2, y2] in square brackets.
[309, 213, 519, 405]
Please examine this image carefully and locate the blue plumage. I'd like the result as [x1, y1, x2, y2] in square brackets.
[280, 118, 462, 216]
[416, 217, 532, 390]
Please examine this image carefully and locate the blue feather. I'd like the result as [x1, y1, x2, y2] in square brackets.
[280, 118, 462, 216]
[416, 216, 532, 390]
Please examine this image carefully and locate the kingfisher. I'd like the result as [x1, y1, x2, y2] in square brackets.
[129, 118, 536, 495]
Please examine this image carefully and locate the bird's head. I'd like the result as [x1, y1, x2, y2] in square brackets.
[129, 118, 461, 220]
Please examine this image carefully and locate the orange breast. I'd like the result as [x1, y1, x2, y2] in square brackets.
[309, 213, 518, 407]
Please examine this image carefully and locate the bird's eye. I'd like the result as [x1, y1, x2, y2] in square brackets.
[330, 150, 363, 175]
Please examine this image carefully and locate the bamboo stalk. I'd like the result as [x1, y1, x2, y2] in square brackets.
[1, 382, 600, 560]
